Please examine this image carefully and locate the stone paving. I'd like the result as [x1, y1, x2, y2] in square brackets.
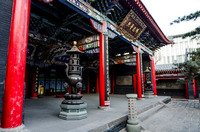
[142, 99, 200, 132]
[23, 94, 170, 132]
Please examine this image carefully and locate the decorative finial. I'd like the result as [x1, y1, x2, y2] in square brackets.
[73, 41, 77, 46]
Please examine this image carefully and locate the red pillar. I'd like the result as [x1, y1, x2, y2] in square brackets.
[99, 33, 106, 107]
[69, 86, 72, 94]
[151, 57, 157, 95]
[112, 68, 115, 94]
[96, 73, 99, 93]
[193, 79, 196, 99]
[143, 74, 145, 93]
[25, 65, 29, 98]
[87, 73, 90, 93]
[136, 52, 142, 98]
[31, 67, 37, 98]
[185, 81, 189, 99]
[1, 0, 31, 129]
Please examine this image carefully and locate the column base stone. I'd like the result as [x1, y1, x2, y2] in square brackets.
[31, 97, 38, 99]
[137, 98, 145, 100]
[98, 106, 111, 110]
[0, 124, 28, 132]
[144, 91, 154, 98]
[59, 103, 87, 120]
[126, 119, 141, 132]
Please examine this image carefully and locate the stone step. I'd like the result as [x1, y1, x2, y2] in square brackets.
[93, 97, 171, 132]
[138, 103, 166, 131]
[138, 104, 165, 122]
[119, 128, 152, 132]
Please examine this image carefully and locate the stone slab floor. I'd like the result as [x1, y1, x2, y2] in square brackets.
[142, 99, 200, 132]
[24, 94, 170, 132]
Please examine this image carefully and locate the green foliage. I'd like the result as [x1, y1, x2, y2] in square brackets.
[175, 48, 200, 84]
[170, 10, 200, 39]
[170, 11, 200, 25]
[173, 27, 200, 39]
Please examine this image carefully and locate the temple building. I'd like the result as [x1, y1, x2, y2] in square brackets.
[0, 0, 172, 130]
[155, 32, 200, 99]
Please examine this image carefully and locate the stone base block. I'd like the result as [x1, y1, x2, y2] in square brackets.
[126, 119, 141, 132]
[59, 103, 87, 120]
[0, 124, 26, 132]
[98, 106, 111, 111]
[137, 98, 145, 100]
[144, 91, 154, 98]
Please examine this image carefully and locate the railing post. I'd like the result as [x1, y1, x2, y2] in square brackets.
[126, 94, 141, 132]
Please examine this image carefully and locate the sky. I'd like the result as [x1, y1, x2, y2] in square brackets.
[141, 0, 200, 36]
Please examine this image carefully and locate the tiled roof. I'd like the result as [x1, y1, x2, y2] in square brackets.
[155, 64, 185, 72]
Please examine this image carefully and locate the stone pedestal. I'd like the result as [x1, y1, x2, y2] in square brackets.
[0, 124, 25, 132]
[59, 103, 87, 120]
[144, 91, 154, 98]
[126, 94, 141, 132]
[199, 93, 200, 103]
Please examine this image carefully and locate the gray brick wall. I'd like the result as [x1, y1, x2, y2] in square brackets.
[0, 0, 13, 118]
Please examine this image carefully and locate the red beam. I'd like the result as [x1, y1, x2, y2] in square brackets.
[1, 0, 31, 128]
[136, 52, 142, 98]
[156, 78, 180, 80]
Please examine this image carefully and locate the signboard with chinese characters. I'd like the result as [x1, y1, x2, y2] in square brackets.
[77, 35, 100, 53]
[77, 35, 99, 45]
[53, 55, 70, 63]
[78, 41, 100, 51]
[104, 35, 110, 105]
[117, 10, 147, 42]
[85, 48, 99, 54]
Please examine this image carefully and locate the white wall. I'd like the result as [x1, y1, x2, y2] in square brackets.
[155, 36, 200, 65]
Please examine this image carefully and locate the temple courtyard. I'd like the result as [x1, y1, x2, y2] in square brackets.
[23, 94, 200, 132]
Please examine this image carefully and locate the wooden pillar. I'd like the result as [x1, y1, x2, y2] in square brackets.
[99, 30, 110, 107]
[185, 81, 189, 99]
[25, 65, 28, 98]
[112, 68, 115, 94]
[99, 33, 106, 106]
[1, 0, 31, 129]
[193, 79, 196, 99]
[151, 57, 157, 95]
[31, 67, 38, 98]
[69, 86, 72, 94]
[136, 52, 142, 98]
[136, 53, 142, 98]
